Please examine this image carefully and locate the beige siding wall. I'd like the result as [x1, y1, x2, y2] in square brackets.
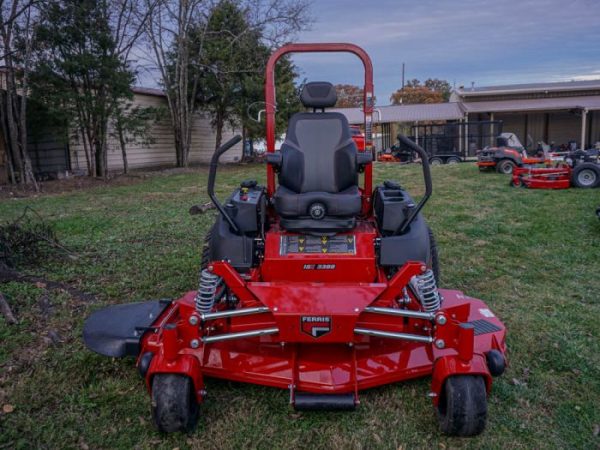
[70, 92, 243, 173]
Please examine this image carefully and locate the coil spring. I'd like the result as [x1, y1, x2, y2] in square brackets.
[195, 269, 221, 314]
[409, 269, 442, 312]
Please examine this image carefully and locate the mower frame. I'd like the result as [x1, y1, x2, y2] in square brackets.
[83, 42, 507, 436]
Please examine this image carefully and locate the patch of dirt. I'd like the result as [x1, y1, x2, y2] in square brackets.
[0, 174, 147, 199]
[0, 166, 213, 200]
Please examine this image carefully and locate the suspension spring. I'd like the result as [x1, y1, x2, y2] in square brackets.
[195, 269, 221, 314]
[409, 269, 442, 312]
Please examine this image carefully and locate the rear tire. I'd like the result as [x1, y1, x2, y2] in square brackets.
[430, 157, 444, 166]
[496, 159, 516, 174]
[200, 225, 215, 270]
[572, 163, 600, 188]
[428, 227, 440, 284]
[446, 156, 461, 164]
[152, 374, 199, 433]
[437, 375, 487, 436]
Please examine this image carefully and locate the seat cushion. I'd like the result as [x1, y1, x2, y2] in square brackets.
[273, 185, 361, 218]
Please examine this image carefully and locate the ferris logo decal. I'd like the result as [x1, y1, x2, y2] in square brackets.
[303, 264, 336, 270]
[301, 316, 331, 338]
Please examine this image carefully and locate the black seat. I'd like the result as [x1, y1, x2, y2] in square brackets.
[270, 82, 367, 233]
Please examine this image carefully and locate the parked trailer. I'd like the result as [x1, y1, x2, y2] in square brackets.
[410, 120, 503, 165]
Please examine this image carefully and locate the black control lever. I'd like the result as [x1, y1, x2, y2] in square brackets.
[396, 134, 433, 234]
[207, 135, 243, 233]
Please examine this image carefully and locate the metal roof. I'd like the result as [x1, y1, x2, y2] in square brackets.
[132, 86, 166, 97]
[461, 95, 600, 113]
[455, 79, 600, 97]
[331, 102, 465, 124]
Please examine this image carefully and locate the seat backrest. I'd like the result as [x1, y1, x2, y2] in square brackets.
[278, 82, 358, 194]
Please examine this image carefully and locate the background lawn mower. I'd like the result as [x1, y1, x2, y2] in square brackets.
[83, 43, 507, 437]
[510, 148, 600, 189]
[477, 132, 555, 174]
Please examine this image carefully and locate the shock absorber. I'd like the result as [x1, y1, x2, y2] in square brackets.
[195, 269, 221, 314]
[409, 269, 442, 312]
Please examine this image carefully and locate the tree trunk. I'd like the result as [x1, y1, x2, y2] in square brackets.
[117, 123, 128, 174]
[79, 127, 92, 175]
[94, 138, 104, 178]
[215, 114, 224, 151]
[17, 7, 38, 191]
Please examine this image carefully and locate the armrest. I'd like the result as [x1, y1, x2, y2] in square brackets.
[266, 151, 283, 169]
[356, 152, 372, 166]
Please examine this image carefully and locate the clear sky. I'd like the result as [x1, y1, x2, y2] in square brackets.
[291, 0, 600, 104]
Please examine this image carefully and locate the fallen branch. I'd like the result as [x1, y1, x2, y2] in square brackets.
[189, 202, 215, 215]
[1, 206, 77, 267]
[0, 292, 17, 324]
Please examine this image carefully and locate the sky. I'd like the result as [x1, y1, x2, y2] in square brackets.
[291, 0, 600, 104]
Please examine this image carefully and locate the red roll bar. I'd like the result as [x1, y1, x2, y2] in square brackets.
[264, 43, 374, 201]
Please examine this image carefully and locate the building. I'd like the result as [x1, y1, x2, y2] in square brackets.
[0, 85, 242, 182]
[333, 79, 600, 153]
[452, 80, 600, 149]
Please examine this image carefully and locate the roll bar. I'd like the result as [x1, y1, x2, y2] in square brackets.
[396, 134, 433, 234]
[264, 43, 374, 200]
[207, 135, 243, 233]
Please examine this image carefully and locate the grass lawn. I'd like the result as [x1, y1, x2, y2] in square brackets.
[0, 163, 599, 449]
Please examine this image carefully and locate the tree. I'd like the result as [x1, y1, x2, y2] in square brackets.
[145, 0, 310, 165]
[111, 103, 164, 173]
[423, 78, 451, 102]
[31, 0, 153, 178]
[390, 78, 451, 105]
[334, 84, 363, 108]
[194, 1, 300, 150]
[0, 0, 38, 188]
[239, 55, 300, 143]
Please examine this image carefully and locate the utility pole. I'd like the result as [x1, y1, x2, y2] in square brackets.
[402, 63, 405, 89]
[401, 62, 405, 104]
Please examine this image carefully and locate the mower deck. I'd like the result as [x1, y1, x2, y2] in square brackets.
[152, 288, 503, 397]
[511, 166, 572, 189]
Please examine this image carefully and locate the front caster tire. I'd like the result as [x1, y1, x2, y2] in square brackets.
[152, 374, 199, 433]
[437, 375, 487, 436]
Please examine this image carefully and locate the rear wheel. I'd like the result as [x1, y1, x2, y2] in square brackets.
[430, 157, 444, 166]
[200, 225, 215, 270]
[446, 156, 461, 164]
[152, 374, 199, 433]
[437, 375, 487, 436]
[572, 163, 600, 188]
[496, 159, 516, 174]
[428, 227, 440, 284]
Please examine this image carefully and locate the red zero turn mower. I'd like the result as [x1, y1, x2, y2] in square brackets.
[510, 148, 600, 189]
[83, 43, 507, 436]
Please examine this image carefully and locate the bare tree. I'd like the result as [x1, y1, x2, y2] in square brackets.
[143, 0, 310, 167]
[0, 0, 38, 188]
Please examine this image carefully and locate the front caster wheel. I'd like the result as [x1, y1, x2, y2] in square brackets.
[437, 375, 487, 436]
[152, 374, 199, 433]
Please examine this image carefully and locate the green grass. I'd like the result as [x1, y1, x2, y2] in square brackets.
[1, 163, 599, 449]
